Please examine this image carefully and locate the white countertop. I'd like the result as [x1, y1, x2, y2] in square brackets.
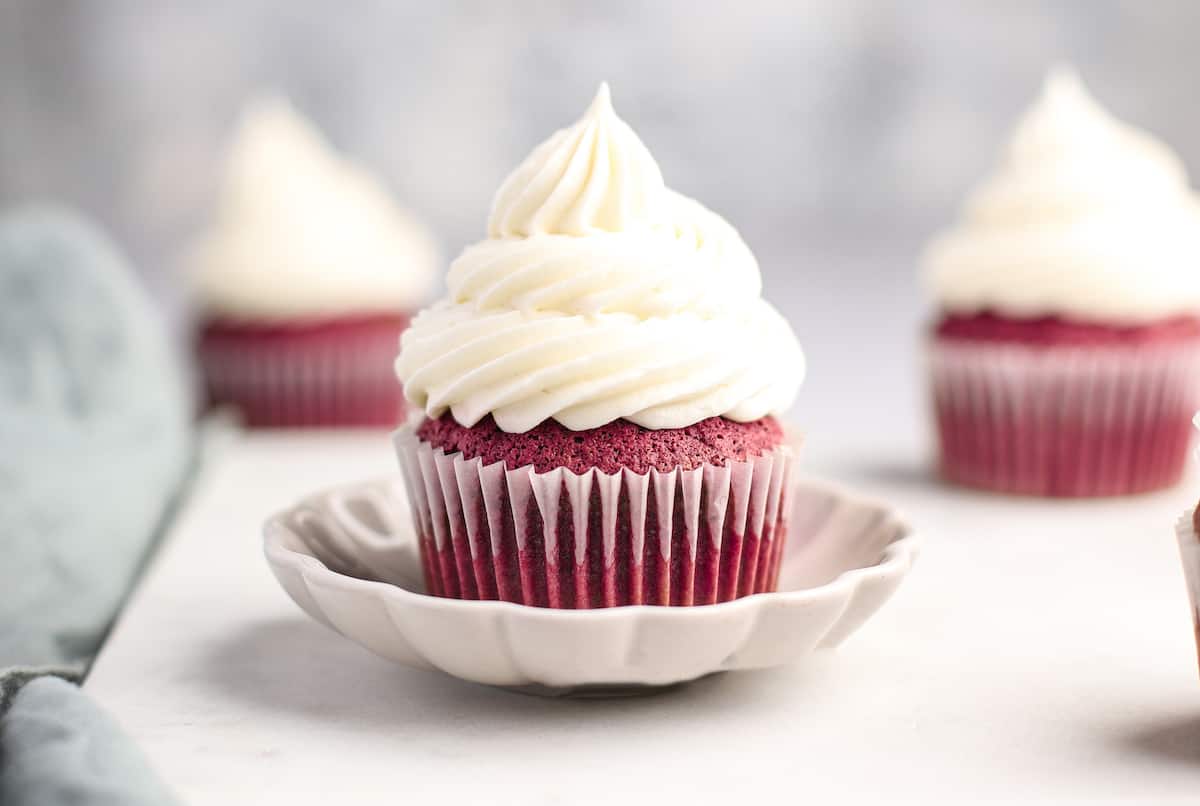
[85, 429, 1200, 804]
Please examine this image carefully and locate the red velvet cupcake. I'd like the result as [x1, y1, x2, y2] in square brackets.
[398, 415, 795, 607]
[923, 68, 1200, 496]
[198, 314, 410, 427]
[393, 84, 805, 607]
[931, 313, 1200, 496]
[191, 96, 437, 427]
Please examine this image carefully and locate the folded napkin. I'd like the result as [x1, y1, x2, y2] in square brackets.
[0, 207, 190, 805]
[1, 677, 178, 806]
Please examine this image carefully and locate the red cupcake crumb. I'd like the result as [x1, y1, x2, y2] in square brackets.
[416, 413, 785, 474]
[934, 311, 1200, 346]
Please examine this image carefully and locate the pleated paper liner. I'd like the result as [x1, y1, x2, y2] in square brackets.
[395, 426, 800, 608]
[930, 337, 1200, 496]
[199, 315, 408, 427]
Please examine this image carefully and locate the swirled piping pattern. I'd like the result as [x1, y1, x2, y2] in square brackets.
[397, 84, 804, 432]
[192, 96, 439, 319]
[924, 66, 1200, 324]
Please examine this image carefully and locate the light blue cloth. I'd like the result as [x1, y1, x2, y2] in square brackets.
[0, 206, 190, 669]
[0, 677, 177, 806]
[0, 207, 190, 804]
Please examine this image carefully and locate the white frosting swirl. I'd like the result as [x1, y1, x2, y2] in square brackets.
[192, 96, 439, 320]
[397, 84, 804, 433]
[924, 67, 1200, 323]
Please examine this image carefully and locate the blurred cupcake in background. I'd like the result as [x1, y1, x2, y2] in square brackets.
[923, 66, 1200, 497]
[192, 96, 438, 427]
[395, 84, 805, 608]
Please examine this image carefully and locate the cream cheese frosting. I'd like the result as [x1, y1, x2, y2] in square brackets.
[396, 84, 804, 433]
[192, 96, 439, 320]
[923, 66, 1200, 324]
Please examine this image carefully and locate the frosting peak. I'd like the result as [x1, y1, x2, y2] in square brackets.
[1009, 67, 1113, 154]
[924, 66, 1200, 323]
[1007, 67, 1181, 172]
[398, 84, 804, 433]
[192, 96, 439, 320]
[488, 84, 667, 238]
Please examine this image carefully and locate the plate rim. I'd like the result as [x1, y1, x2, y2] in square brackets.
[263, 476, 920, 622]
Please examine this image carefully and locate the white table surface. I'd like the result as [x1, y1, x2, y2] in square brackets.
[85, 429, 1200, 804]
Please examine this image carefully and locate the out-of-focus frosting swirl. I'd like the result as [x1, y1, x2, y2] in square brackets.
[397, 84, 804, 433]
[192, 96, 439, 320]
[924, 67, 1200, 323]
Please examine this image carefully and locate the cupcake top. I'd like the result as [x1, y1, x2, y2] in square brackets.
[396, 84, 804, 433]
[191, 96, 439, 320]
[924, 66, 1200, 324]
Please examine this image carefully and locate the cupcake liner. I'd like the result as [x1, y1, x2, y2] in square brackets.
[394, 426, 800, 608]
[1176, 511, 1200, 676]
[199, 317, 408, 427]
[930, 337, 1200, 496]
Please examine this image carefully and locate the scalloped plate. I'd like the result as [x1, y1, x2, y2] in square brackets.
[263, 477, 918, 694]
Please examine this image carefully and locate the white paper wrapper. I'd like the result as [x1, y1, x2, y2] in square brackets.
[393, 426, 800, 608]
[930, 337, 1200, 496]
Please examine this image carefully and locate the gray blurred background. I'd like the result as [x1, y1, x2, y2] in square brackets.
[3, 0, 1198, 454]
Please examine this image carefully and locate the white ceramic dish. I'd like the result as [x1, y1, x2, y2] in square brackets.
[263, 477, 918, 694]
[1175, 509, 1200, 670]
